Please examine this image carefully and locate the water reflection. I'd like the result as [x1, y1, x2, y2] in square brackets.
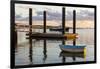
[15, 31, 18, 52]
[60, 51, 84, 58]
[60, 51, 84, 62]
[43, 39, 47, 63]
[28, 38, 48, 64]
[15, 29, 94, 65]
[29, 38, 33, 65]
[73, 39, 76, 61]
[28, 37, 86, 64]
[62, 40, 66, 63]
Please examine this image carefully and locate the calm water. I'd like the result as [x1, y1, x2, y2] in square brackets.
[15, 29, 95, 66]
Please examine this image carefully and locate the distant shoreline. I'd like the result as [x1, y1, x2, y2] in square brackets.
[69, 28, 94, 29]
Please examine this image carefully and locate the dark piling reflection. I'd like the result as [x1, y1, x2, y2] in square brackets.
[72, 39, 76, 61]
[29, 38, 33, 65]
[62, 40, 66, 63]
[43, 39, 47, 63]
[62, 56, 65, 63]
[15, 30, 18, 52]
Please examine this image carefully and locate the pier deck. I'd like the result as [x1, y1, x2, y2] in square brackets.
[26, 33, 78, 40]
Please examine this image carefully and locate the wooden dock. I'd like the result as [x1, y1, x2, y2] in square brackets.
[26, 33, 78, 40]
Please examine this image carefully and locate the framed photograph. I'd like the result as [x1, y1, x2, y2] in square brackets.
[11, 0, 96, 68]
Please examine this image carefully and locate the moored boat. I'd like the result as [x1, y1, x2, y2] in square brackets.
[59, 45, 86, 53]
[49, 28, 69, 32]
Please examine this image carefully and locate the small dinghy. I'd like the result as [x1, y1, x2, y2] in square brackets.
[59, 45, 86, 53]
[49, 27, 69, 32]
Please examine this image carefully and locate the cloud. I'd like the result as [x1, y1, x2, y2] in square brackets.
[35, 10, 62, 20]
[76, 10, 94, 20]
[15, 10, 94, 21]
[36, 11, 43, 16]
[15, 14, 23, 21]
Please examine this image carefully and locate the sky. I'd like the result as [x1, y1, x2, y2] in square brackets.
[15, 4, 95, 21]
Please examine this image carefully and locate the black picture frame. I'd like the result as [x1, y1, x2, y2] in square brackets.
[11, 0, 97, 68]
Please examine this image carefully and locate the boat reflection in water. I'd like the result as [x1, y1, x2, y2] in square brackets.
[59, 51, 86, 63]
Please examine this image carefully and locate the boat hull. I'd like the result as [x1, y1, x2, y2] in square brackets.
[49, 28, 69, 32]
[59, 45, 86, 53]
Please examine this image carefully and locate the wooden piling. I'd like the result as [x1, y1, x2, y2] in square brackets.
[73, 10, 76, 61]
[29, 8, 33, 64]
[43, 11, 46, 33]
[73, 10, 76, 45]
[73, 10, 76, 34]
[29, 8, 32, 37]
[62, 7, 66, 35]
[29, 8, 32, 43]
[43, 11, 47, 61]
[62, 7, 66, 44]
